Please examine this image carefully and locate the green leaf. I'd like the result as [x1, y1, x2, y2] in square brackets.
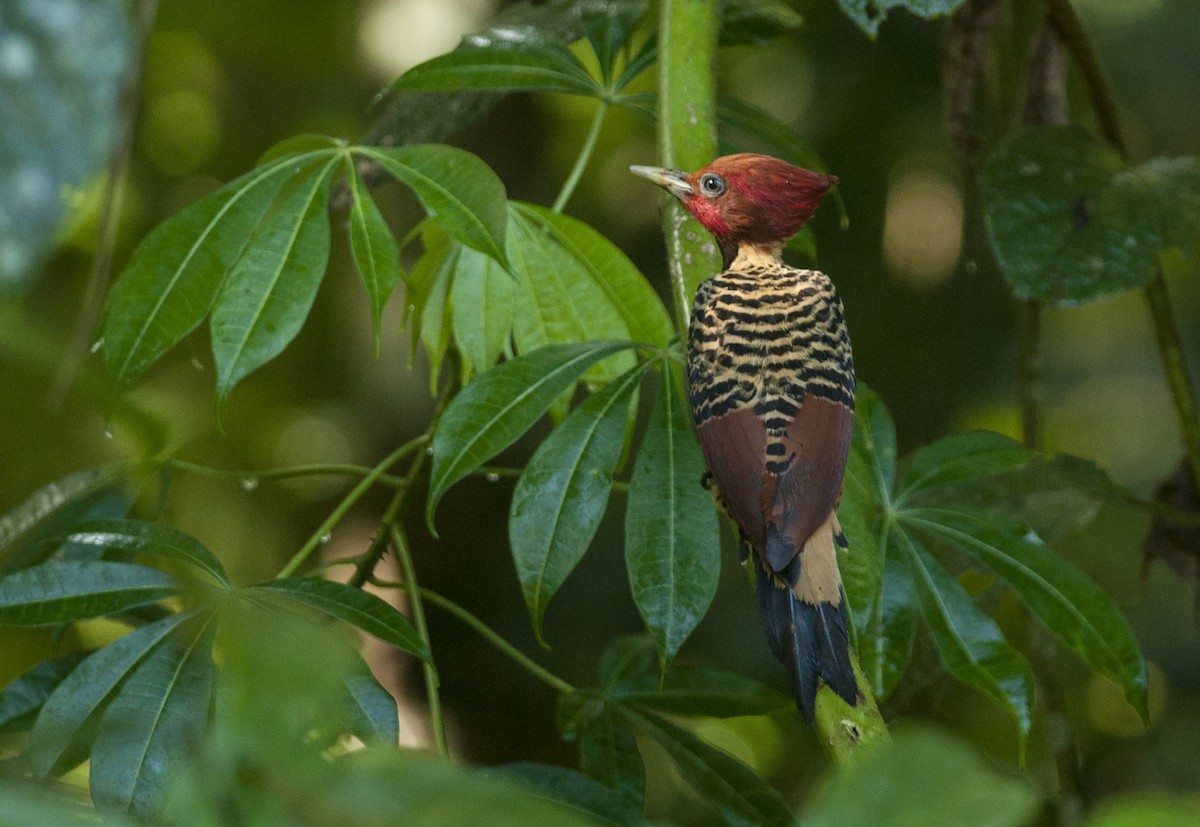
[31, 612, 192, 778]
[103, 155, 315, 388]
[389, 26, 601, 97]
[625, 365, 719, 670]
[0, 651, 88, 734]
[858, 558, 918, 701]
[451, 243, 515, 382]
[0, 783, 135, 827]
[622, 707, 792, 827]
[404, 222, 458, 391]
[1116, 155, 1200, 251]
[90, 616, 217, 818]
[514, 204, 673, 348]
[837, 0, 968, 38]
[596, 634, 658, 690]
[357, 145, 508, 266]
[981, 125, 1163, 303]
[488, 762, 652, 827]
[427, 340, 639, 526]
[577, 703, 646, 808]
[249, 577, 430, 662]
[511, 361, 648, 643]
[0, 464, 129, 575]
[615, 665, 790, 718]
[839, 444, 885, 625]
[210, 158, 336, 407]
[908, 508, 1149, 719]
[63, 519, 230, 588]
[346, 157, 402, 353]
[851, 383, 897, 504]
[580, 0, 649, 87]
[717, 96, 826, 174]
[343, 672, 400, 745]
[257, 133, 344, 165]
[897, 431, 1032, 505]
[1084, 794, 1200, 827]
[894, 530, 1034, 744]
[0, 561, 178, 626]
[803, 727, 1038, 827]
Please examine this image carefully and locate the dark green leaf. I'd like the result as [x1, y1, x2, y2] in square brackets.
[90, 616, 217, 817]
[850, 383, 897, 504]
[578, 705, 645, 809]
[249, 577, 430, 662]
[858, 558, 918, 701]
[0, 561, 178, 626]
[981, 125, 1161, 303]
[514, 204, 673, 348]
[427, 340, 639, 526]
[720, 0, 805, 45]
[0, 652, 88, 734]
[343, 672, 400, 745]
[0, 464, 129, 575]
[616, 665, 789, 718]
[625, 365, 719, 670]
[488, 762, 651, 827]
[511, 361, 647, 643]
[31, 612, 192, 778]
[451, 243, 515, 381]
[897, 431, 1032, 505]
[716, 96, 826, 176]
[357, 145, 508, 265]
[837, 0, 968, 38]
[839, 443, 885, 625]
[103, 155, 315, 388]
[63, 519, 230, 588]
[803, 727, 1038, 827]
[622, 707, 792, 827]
[895, 530, 1034, 744]
[580, 0, 648, 88]
[596, 634, 658, 690]
[211, 158, 336, 406]
[1116, 155, 1200, 251]
[257, 133, 345, 165]
[346, 157, 402, 353]
[389, 26, 600, 97]
[908, 508, 1149, 719]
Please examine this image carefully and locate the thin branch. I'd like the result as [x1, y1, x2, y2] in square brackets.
[552, 100, 609, 213]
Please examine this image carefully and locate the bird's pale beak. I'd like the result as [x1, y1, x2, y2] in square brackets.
[630, 165, 693, 201]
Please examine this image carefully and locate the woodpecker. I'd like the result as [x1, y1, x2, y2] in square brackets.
[631, 154, 858, 723]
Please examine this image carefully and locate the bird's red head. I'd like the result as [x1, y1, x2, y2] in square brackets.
[631, 153, 837, 264]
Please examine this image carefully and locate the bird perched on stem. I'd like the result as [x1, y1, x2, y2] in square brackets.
[631, 154, 859, 723]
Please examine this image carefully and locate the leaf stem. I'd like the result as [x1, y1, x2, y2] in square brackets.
[1017, 300, 1043, 450]
[1048, 0, 1200, 490]
[389, 524, 448, 757]
[415, 585, 575, 696]
[169, 458, 404, 487]
[552, 99, 610, 213]
[275, 435, 428, 578]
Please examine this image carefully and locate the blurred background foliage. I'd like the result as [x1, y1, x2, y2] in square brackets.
[1, 0, 1199, 821]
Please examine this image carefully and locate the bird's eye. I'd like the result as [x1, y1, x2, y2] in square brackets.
[699, 173, 726, 197]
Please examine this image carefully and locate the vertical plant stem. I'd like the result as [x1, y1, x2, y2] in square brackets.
[551, 100, 609, 213]
[1018, 300, 1043, 450]
[390, 524, 448, 757]
[656, 0, 721, 334]
[1048, 0, 1200, 490]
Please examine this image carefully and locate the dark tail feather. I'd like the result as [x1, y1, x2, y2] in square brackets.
[754, 557, 858, 724]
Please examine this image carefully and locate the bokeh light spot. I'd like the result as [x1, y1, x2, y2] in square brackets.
[359, 0, 495, 81]
[882, 167, 963, 288]
[140, 90, 221, 176]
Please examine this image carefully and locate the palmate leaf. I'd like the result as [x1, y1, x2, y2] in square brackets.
[211, 158, 337, 408]
[90, 615, 217, 818]
[0, 561, 178, 626]
[248, 577, 430, 662]
[488, 762, 652, 827]
[510, 359, 650, 644]
[345, 156, 403, 353]
[0, 464, 129, 576]
[0, 651, 88, 734]
[103, 153, 316, 388]
[624, 363, 718, 671]
[427, 340, 640, 526]
[579, 0, 649, 87]
[452, 243, 515, 382]
[576, 701, 645, 809]
[63, 519, 230, 588]
[343, 672, 400, 745]
[31, 612, 193, 778]
[858, 558, 918, 701]
[404, 222, 459, 392]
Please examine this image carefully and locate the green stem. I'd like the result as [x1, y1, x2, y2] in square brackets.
[657, 0, 721, 334]
[1048, 0, 1200, 490]
[814, 655, 891, 764]
[348, 437, 431, 589]
[275, 435, 427, 578]
[417, 586, 575, 695]
[169, 458, 404, 487]
[390, 524, 448, 757]
[552, 99, 609, 213]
